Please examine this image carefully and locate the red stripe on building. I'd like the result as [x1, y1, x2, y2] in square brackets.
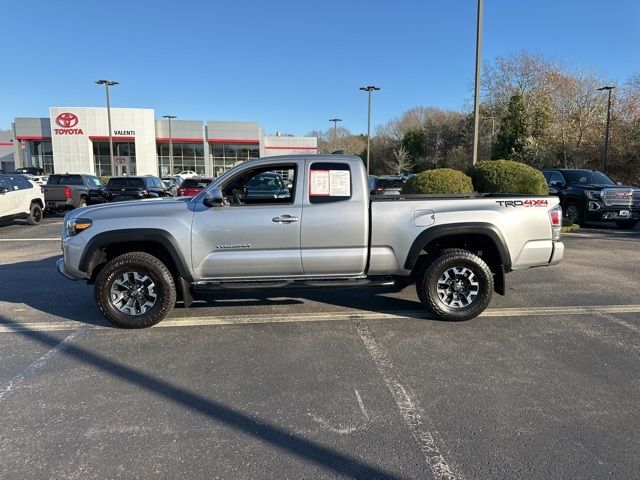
[156, 137, 204, 143]
[0, 142, 14, 146]
[208, 138, 260, 144]
[264, 146, 317, 150]
[89, 136, 135, 141]
[15, 136, 51, 141]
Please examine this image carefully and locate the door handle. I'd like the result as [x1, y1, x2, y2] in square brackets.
[272, 215, 299, 223]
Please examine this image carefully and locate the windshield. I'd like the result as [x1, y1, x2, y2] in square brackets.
[563, 170, 616, 185]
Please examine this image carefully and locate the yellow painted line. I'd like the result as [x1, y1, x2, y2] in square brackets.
[1, 304, 639, 333]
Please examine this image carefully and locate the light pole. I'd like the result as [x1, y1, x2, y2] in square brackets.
[472, 0, 483, 166]
[597, 85, 615, 174]
[359, 86, 380, 174]
[95, 80, 118, 175]
[162, 115, 177, 174]
[328, 118, 342, 151]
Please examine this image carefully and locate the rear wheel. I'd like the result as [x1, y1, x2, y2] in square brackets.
[26, 202, 43, 225]
[94, 252, 176, 328]
[78, 198, 87, 208]
[615, 219, 639, 230]
[416, 249, 493, 321]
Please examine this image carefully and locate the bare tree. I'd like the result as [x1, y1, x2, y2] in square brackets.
[385, 146, 414, 175]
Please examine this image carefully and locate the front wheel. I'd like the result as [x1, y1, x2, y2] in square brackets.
[94, 252, 176, 328]
[416, 249, 493, 321]
[615, 219, 639, 230]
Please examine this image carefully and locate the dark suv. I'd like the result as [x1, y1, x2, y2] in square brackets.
[104, 176, 172, 202]
[541, 168, 640, 229]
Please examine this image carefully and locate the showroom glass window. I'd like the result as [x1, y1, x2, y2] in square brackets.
[210, 142, 260, 177]
[28, 141, 54, 174]
[93, 142, 137, 176]
[157, 142, 206, 176]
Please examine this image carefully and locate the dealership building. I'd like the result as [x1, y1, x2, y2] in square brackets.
[1, 107, 317, 177]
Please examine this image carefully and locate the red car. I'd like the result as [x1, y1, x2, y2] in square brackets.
[177, 177, 214, 197]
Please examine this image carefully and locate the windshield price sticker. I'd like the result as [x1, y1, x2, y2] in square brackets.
[310, 169, 351, 197]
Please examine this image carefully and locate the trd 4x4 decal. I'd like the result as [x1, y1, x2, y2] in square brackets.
[495, 199, 549, 207]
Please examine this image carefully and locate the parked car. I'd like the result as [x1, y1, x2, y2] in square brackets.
[161, 178, 179, 197]
[44, 174, 105, 212]
[230, 171, 291, 203]
[13, 167, 45, 176]
[104, 176, 173, 202]
[29, 175, 49, 186]
[177, 170, 198, 179]
[0, 174, 44, 225]
[57, 154, 563, 328]
[542, 168, 640, 229]
[369, 176, 404, 195]
[177, 177, 214, 197]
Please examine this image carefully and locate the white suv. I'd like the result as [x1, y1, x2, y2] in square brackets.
[0, 174, 45, 225]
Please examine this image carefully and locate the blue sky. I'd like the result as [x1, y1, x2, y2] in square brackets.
[1, 0, 638, 135]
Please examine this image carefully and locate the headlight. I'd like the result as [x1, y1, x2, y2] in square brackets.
[584, 190, 601, 200]
[65, 218, 92, 236]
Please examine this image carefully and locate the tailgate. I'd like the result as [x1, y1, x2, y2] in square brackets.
[43, 185, 68, 202]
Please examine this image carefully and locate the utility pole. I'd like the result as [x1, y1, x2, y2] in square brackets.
[162, 115, 177, 174]
[95, 80, 119, 175]
[328, 118, 342, 151]
[359, 86, 380, 175]
[472, 0, 483, 165]
[597, 86, 615, 174]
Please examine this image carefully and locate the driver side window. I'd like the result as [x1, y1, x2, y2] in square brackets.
[222, 164, 297, 206]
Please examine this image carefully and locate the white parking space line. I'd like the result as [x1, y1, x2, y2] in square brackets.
[0, 326, 87, 402]
[0, 238, 60, 242]
[597, 312, 640, 334]
[353, 317, 457, 480]
[2, 304, 640, 333]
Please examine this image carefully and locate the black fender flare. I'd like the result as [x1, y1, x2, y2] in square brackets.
[404, 222, 512, 272]
[78, 228, 193, 282]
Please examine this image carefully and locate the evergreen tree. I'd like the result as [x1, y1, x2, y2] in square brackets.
[492, 93, 527, 159]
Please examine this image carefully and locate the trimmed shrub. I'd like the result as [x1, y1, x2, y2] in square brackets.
[401, 168, 474, 194]
[471, 160, 547, 195]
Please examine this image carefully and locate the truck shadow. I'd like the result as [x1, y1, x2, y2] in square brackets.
[0, 256, 430, 326]
[0, 314, 404, 480]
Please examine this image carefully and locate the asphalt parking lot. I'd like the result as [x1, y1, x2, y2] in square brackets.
[0, 217, 638, 479]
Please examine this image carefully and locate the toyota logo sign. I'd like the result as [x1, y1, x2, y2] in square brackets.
[53, 112, 84, 135]
[56, 113, 79, 128]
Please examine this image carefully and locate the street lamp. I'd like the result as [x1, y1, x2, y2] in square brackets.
[95, 80, 118, 175]
[359, 86, 380, 174]
[162, 115, 177, 174]
[597, 85, 615, 174]
[472, 0, 484, 166]
[328, 118, 342, 151]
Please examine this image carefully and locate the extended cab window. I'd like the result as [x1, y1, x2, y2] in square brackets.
[222, 164, 296, 206]
[309, 162, 351, 204]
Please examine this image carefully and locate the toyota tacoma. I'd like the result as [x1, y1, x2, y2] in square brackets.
[57, 154, 564, 328]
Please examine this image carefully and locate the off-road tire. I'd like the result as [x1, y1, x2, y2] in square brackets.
[416, 248, 493, 321]
[26, 202, 43, 225]
[94, 252, 176, 328]
[615, 219, 639, 230]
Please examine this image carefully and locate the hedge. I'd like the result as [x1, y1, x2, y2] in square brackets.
[401, 168, 474, 194]
[471, 160, 547, 195]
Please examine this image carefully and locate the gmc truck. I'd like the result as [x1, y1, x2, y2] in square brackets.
[44, 174, 105, 212]
[57, 154, 564, 328]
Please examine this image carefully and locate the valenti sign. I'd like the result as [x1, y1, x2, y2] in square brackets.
[54, 112, 84, 135]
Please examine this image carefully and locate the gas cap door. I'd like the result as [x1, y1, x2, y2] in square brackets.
[414, 209, 435, 227]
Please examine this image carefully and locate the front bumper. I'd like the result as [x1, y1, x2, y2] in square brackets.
[586, 202, 640, 221]
[549, 241, 564, 266]
[56, 258, 77, 280]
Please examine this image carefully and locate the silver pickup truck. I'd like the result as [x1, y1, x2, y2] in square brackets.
[57, 154, 564, 328]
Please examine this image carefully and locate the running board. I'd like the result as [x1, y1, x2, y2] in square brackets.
[193, 277, 396, 292]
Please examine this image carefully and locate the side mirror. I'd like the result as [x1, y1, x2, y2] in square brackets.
[0, 187, 8, 195]
[203, 187, 225, 207]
